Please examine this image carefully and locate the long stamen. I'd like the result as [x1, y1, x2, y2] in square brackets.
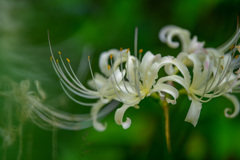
[201, 52, 239, 102]
[88, 56, 101, 93]
[59, 53, 84, 89]
[109, 79, 134, 105]
[120, 49, 131, 94]
[139, 49, 143, 62]
[54, 59, 98, 96]
[126, 49, 135, 91]
[66, 58, 93, 92]
[132, 58, 142, 99]
[110, 55, 126, 93]
[60, 79, 97, 99]
[200, 59, 212, 99]
[134, 27, 138, 58]
[205, 58, 232, 101]
[48, 33, 98, 97]
[60, 82, 95, 106]
[133, 28, 142, 99]
[200, 56, 223, 99]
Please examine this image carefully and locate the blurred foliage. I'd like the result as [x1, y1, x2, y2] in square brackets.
[1, 0, 240, 160]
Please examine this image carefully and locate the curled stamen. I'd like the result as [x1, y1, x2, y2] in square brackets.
[66, 58, 70, 63]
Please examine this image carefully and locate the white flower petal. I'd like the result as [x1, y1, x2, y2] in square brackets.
[159, 25, 191, 51]
[188, 54, 203, 89]
[223, 94, 240, 118]
[217, 29, 240, 52]
[156, 75, 189, 92]
[139, 51, 161, 83]
[188, 36, 205, 53]
[87, 73, 108, 89]
[147, 56, 191, 89]
[113, 49, 129, 70]
[164, 64, 175, 75]
[114, 104, 133, 129]
[91, 101, 107, 131]
[185, 99, 202, 127]
[152, 83, 179, 105]
[99, 49, 119, 77]
[126, 55, 138, 85]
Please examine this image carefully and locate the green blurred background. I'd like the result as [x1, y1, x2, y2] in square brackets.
[1, 0, 240, 159]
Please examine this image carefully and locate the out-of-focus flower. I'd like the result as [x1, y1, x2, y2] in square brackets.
[0, 77, 113, 131]
[159, 25, 240, 126]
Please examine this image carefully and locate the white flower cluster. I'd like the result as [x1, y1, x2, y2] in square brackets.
[48, 25, 240, 131]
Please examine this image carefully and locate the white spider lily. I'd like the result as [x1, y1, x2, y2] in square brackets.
[159, 25, 240, 126]
[48, 26, 190, 130]
[49, 35, 190, 130]
[49, 43, 124, 131]
[91, 44, 195, 129]
[49, 46, 174, 130]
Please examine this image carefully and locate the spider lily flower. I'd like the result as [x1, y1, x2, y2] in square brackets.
[49, 44, 159, 130]
[49, 30, 190, 130]
[159, 25, 240, 126]
[0, 77, 115, 131]
[159, 25, 206, 55]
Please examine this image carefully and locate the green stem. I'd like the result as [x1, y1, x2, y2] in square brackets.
[162, 100, 171, 152]
[151, 93, 172, 152]
[17, 123, 23, 160]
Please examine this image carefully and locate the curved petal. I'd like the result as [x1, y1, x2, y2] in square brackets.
[99, 49, 119, 77]
[223, 94, 240, 118]
[156, 75, 190, 92]
[159, 25, 191, 51]
[114, 104, 133, 129]
[139, 51, 161, 83]
[217, 29, 240, 53]
[112, 49, 129, 70]
[147, 56, 191, 89]
[126, 55, 138, 85]
[151, 83, 179, 105]
[87, 73, 108, 90]
[185, 99, 202, 127]
[91, 100, 107, 131]
[164, 64, 175, 75]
